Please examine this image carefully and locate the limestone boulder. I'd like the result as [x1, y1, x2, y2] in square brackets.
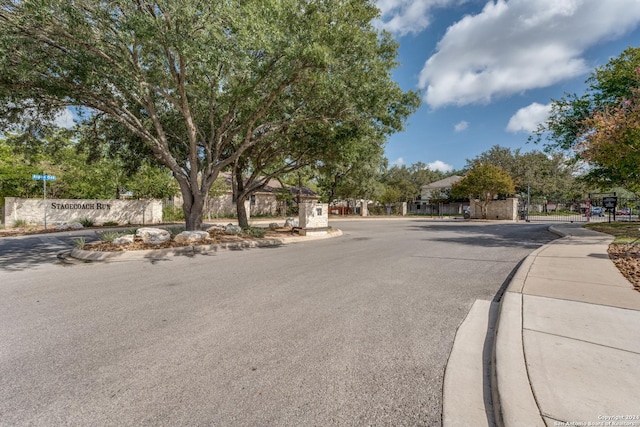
[55, 224, 70, 231]
[174, 230, 209, 244]
[225, 224, 242, 235]
[68, 222, 84, 230]
[268, 223, 279, 230]
[206, 224, 226, 232]
[136, 227, 171, 245]
[112, 234, 135, 246]
[284, 217, 299, 227]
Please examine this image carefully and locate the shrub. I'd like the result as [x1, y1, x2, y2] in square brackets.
[102, 232, 123, 242]
[243, 227, 266, 238]
[78, 217, 95, 227]
[103, 221, 119, 227]
[12, 219, 27, 228]
[72, 237, 85, 249]
[163, 206, 185, 221]
[166, 225, 185, 237]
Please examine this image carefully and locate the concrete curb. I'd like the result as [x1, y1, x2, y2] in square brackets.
[491, 228, 557, 427]
[492, 224, 626, 427]
[68, 229, 343, 262]
[443, 299, 499, 427]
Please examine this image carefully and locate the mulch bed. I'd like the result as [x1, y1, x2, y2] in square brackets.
[81, 228, 292, 252]
[608, 243, 640, 292]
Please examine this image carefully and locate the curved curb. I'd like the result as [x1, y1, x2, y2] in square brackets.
[491, 224, 616, 427]
[491, 228, 559, 427]
[69, 229, 343, 262]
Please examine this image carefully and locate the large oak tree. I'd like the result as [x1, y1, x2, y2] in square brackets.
[0, 0, 418, 230]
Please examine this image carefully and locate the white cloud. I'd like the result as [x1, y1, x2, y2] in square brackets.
[392, 156, 405, 166]
[506, 102, 551, 133]
[374, 0, 456, 36]
[454, 120, 469, 132]
[428, 160, 453, 172]
[54, 108, 75, 129]
[419, 0, 640, 108]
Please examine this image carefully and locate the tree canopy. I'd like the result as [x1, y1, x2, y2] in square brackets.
[466, 145, 582, 199]
[0, 134, 177, 201]
[0, 0, 419, 229]
[451, 162, 515, 219]
[534, 47, 640, 194]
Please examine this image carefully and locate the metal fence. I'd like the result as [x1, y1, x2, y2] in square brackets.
[522, 197, 640, 223]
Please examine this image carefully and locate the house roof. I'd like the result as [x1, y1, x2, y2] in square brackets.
[422, 175, 462, 190]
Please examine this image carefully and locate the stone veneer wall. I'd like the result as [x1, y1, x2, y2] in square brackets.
[299, 202, 329, 229]
[3, 197, 163, 226]
[470, 198, 518, 220]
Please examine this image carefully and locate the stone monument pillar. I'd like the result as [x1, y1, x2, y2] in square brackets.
[401, 202, 407, 216]
[299, 202, 329, 236]
[360, 200, 368, 217]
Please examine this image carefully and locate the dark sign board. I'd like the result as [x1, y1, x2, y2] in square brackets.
[603, 196, 617, 209]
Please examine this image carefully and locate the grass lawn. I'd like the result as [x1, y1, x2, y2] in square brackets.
[584, 222, 640, 243]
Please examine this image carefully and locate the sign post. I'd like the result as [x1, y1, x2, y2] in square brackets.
[603, 196, 617, 223]
[32, 173, 56, 229]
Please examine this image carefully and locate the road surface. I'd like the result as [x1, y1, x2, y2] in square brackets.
[0, 219, 555, 426]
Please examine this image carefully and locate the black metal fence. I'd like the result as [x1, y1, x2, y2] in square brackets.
[522, 197, 640, 223]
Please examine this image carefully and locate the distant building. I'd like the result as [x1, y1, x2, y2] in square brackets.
[411, 175, 465, 215]
[420, 175, 462, 202]
[168, 172, 318, 218]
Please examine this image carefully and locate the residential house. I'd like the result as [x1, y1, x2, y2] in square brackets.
[168, 172, 318, 218]
[411, 175, 466, 215]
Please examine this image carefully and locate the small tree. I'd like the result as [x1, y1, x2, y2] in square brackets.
[451, 163, 515, 219]
[378, 186, 402, 215]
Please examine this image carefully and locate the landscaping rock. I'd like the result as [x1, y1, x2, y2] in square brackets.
[112, 234, 135, 246]
[206, 224, 226, 232]
[284, 217, 299, 227]
[225, 224, 242, 235]
[136, 227, 171, 245]
[56, 222, 83, 230]
[174, 230, 209, 244]
[269, 223, 279, 230]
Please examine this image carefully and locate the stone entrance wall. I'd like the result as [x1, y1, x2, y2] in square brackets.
[470, 198, 518, 220]
[2, 197, 163, 226]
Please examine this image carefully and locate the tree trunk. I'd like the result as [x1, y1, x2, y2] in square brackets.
[183, 191, 205, 230]
[236, 195, 249, 229]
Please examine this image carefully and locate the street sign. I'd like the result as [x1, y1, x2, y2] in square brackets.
[32, 172, 56, 229]
[603, 196, 617, 209]
[32, 174, 56, 181]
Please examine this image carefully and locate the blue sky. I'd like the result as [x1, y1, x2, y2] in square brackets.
[374, 0, 640, 172]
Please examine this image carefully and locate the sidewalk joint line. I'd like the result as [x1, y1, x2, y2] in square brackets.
[523, 328, 640, 356]
[523, 294, 640, 312]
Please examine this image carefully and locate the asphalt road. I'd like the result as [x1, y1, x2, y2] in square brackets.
[0, 219, 556, 426]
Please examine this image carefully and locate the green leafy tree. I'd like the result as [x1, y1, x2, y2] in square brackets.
[451, 163, 515, 219]
[467, 145, 579, 199]
[377, 185, 402, 215]
[408, 162, 447, 192]
[126, 164, 178, 200]
[576, 75, 640, 194]
[382, 165, 419, 202]
[534, 47, 640, 192]
[0, 139, 41, 205]
[316, 137, 386, 205]
[0, 0, 418, 230]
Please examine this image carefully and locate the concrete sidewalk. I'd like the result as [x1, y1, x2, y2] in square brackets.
[444, 223, 640, 427]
